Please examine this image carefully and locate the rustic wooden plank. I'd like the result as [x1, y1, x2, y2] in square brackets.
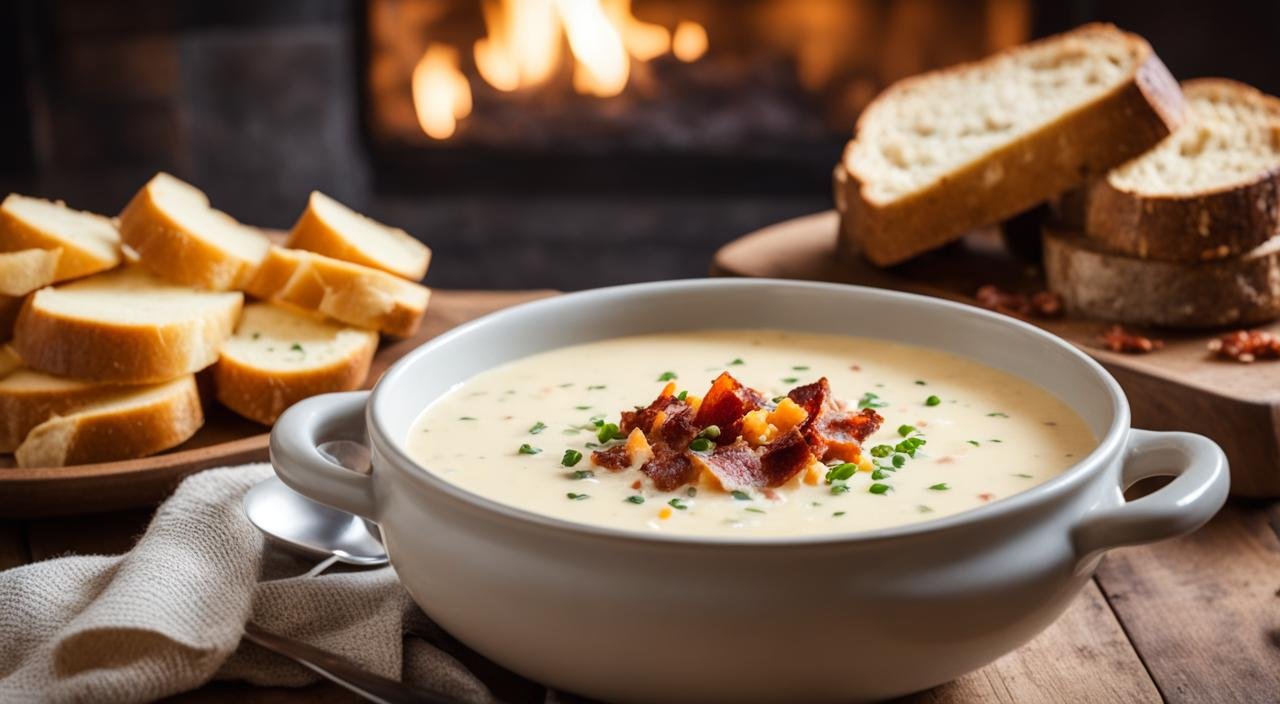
[902, 580, 1161, 703]
[24, 508, 152, 560]
[161, 681, 360, 703]
[1095, 503, 1280, 703]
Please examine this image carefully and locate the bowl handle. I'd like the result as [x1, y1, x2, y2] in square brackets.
[270, 391, 377, 520]
[1072, 428, 1229, 562]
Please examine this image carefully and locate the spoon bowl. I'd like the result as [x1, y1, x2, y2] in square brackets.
[243, 475, 387, 566]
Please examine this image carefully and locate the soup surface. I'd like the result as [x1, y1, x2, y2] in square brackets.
[406, 330, 1096, 537]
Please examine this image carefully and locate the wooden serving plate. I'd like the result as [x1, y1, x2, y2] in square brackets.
[713, 211, 1280, 497]
[0, 290, 555, 518]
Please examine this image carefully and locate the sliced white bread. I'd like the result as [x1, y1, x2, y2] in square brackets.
[286, 191, 432, 280]
[1087, 79, 1280, 262]
[0, 248, 61, 296]
[1043, 227, 1280, 328]
[247, 246, 430, 338]
[214, 302, 378, 425]
[0, 367, 122, 453]
[13, 266, 243, 383]
[118, 173, 270, 290]
[14, 375, 202, 468]
[840, 23, 1184, 266]
[0, 194, 120, 279]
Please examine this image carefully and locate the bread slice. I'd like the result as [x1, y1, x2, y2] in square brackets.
[286, 191, 432, 280]
[839, 23, 1184, 266]
[13, 267, 243, 383]
[0, 345, 21, 378]
[118, 173, 270, 290]
[0, 367, 123, 453]
[247, 246, 430, 337]
[0, 194, 120, 279]
[1087, 79, 1280, 261]
[1043, 227, 1280, 328]
[0, 248, 61, 297]
[14, 375, 202, 468]
[214, 302, 378, 425]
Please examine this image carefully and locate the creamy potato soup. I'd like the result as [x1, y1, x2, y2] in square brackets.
[407, 330, 1095, 537]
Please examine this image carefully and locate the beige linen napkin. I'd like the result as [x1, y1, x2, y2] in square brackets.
[0, 463, 493, 704]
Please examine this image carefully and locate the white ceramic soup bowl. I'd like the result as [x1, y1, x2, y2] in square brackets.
[271, 279, 1228, 703]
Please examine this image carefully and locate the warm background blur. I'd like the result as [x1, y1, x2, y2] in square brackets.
[3, 0, 1279, 290]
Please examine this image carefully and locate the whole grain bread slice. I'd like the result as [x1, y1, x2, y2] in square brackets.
[14, 375, 202, 468]
[839, 23, 1184, 266]
[214, 302, 378, 425]
[1086, 79, 1280, 261]
[1043, 226, 1280, 328]
[118, 173, 270, 290]
[0, 194, 120, 279]
[247, 246, 430, 338]
[13, 266, 243, 383]
[286, 191, 432, 280]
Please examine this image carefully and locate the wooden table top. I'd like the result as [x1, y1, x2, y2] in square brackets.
[3, 289, 1278, 703]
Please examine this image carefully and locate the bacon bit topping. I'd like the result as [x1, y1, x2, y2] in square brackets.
[630, 479, 642, 490]
[1098, 325, 1164, 354]
[598, 372, 883, 496]
[978, 492, 994, 502]
[1208, 330, 1280, 363]
[975, 284, 1063, 319]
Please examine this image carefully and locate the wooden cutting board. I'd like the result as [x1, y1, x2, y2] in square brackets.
[713, 211, 1280, 497]
[0, 289, 555, 518]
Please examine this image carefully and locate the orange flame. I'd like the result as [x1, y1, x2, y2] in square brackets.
[412, 44, 472, 140]
[672, 20, 708, 63]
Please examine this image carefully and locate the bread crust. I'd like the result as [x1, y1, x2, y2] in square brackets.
[14, 376, 203, 467]
[118, 176, 267, 290]
[1043, 226, 1280, 328]
[840, 24, 1185, 266]
[0, 248, 61, 297]
[0, 202, 119, 280]
[214, 333, 376, 425]
[1085, 79, 1280, 262]
[0, 371, 121, 453]
[286, 193, 432, 281]
[12, 287, 243, 384]
[0, 295, 21, 343]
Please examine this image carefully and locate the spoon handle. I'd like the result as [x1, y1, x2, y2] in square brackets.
[243, 622, 461, 704]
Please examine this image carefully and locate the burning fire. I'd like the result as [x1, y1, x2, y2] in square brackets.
[413, 0, 707, 139]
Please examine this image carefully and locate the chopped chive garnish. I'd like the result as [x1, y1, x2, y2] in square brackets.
[870, 444, 894, 458]
[562, 429, 580, 435]
[561, 449, 583, 467]
[731, 490, 752, 501]
[744, 507, 766, 514]
[689, 437, 714, 452]
[596, 422, 622, 443]
[897, 424, 916, 437]
[991, 438, 1003, 443]
[459, 416, 477, 421]
[869, 483, 891, 495]
[570, 470, 593, 480]
[929, 483, 950, 491]
[518, 443, 541, 455]
[625, 495, 645, 504]
[833, 511, 846, 517]
[967, 440, 980, 447]
[698, 425, 721, 439]
[566, 492, 589, 501]
[925, 395, 941, 406]
[528, 421, 547, 434]
[1013, 473, 1033, 479]
[574, 405, 592, 411]
[830, 484, 850, 495]
[988, 412, 1009, 418]
[871, 469, 888, 480]
[657, 371, 678, 381]
[792, 365, 809, 371]
[676, 390, 688, 401]
[251, 332, 261, 340]
[781, 377, 799, 384]
[918, 504, 934, 513]
[558, 382, 573, 387]
[668, 498, 688, 510]
[891, 454, 907, 468]
[914, 380, 927, 385]
[857, 392, 888, 409]
[729, 358, 745, 366]
[587, 384, 606, 390]
[825, 462, 858, 483]
[771, 395, 787, 404]
[290, 343, 304, 353]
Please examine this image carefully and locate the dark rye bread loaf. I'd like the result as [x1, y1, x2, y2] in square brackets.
[1086, 79, 1280, 262]
[838, 23, 1184, 266]
[1043, 227, 1280, 328]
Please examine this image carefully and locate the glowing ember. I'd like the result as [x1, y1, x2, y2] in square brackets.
[672, 20, 708, 63]
[412, 44, 472, 140]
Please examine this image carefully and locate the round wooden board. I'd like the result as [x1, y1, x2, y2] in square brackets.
[714, 211, 1280, 497]
[0, 290, 555, 518]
